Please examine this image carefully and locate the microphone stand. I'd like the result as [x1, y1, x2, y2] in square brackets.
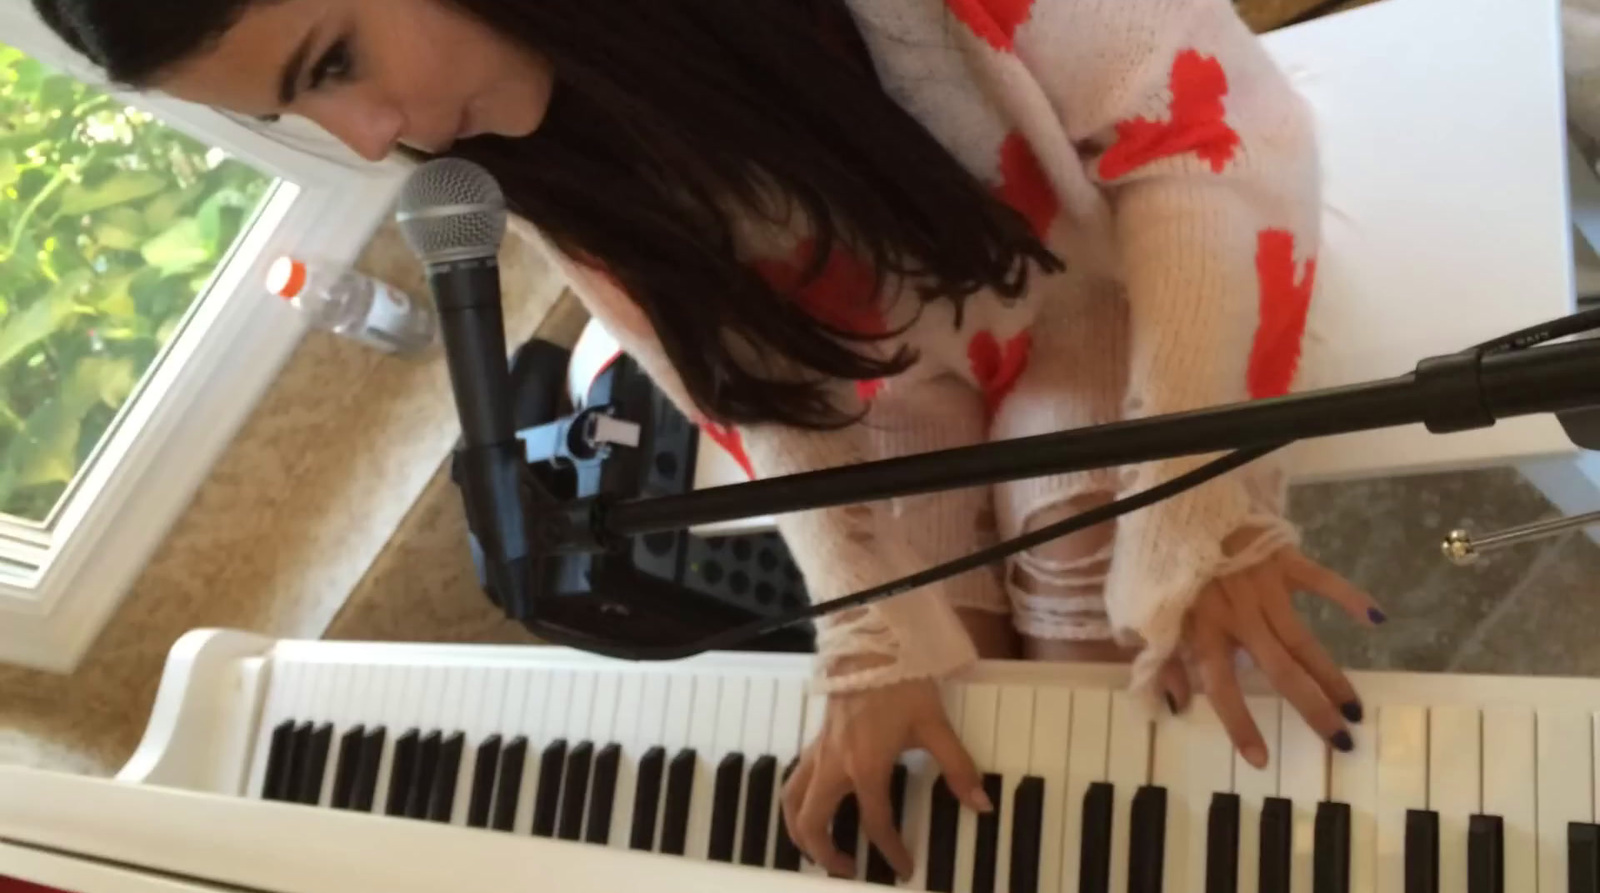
[543, 337, 1600, 549]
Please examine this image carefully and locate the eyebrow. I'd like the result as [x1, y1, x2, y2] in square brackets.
[276, 29, 316, 107]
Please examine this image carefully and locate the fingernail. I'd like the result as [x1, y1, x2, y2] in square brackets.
[1165, 692, 1180, 715]
[967, 788, 995, 813]
[1341, 701, 1365, 724]
[1368, 608, 1388, 625]
[1243, 743, 1269, 768]
[1331, 730, 1355, 753]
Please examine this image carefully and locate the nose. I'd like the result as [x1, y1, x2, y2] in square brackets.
[308, 97, 405, 163]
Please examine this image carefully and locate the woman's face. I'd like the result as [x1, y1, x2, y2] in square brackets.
[154, 0, 554, 161]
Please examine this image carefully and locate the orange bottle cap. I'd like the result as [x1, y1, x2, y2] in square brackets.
[267, 257, 308, 299]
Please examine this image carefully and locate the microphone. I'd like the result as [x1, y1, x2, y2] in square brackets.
[395, 158, 536, 618]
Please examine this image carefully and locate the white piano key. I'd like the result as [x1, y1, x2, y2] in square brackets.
[315, 662, 350, 808]
[954, 684, 999, 893]
[1235, 697, 1282, 893]
[1151, 704, 1190, 893]
[1481, 705, 1535, 893]
[544, 672, 576, 740]
[1278, 712, 1327, 893]
[1375, 705, 1427, 893]
[685, 676, 724, 861]
[799, 691, 829, 878]
[1028, 687, 1072, 893]
[992, 685, 1035, 893]
[514, 670, 554, 835]
[736, 676, 775, 862]
[590, 674, 621, 743]
[641, 673, 681, 850]
[1537, 710, 1594, 892]
[1106, 691, 1152, 893]
[1428, 706, 1479, 893]
[450, 666, 489, 825]
[909, 683, 969, 890]
[567, 673, 598, 739]
[1060, 688, 1111, 893]
[1329, 704, 1378, 893]
[1182, 700, 1236, 893]
[769, 679, 805, 868]
[608, 672, 645, 849]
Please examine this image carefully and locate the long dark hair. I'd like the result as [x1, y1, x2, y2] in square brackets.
[36, 0, 1062, 427]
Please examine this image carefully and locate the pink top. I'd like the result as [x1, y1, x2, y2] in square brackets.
[547, 0, 1318, 695]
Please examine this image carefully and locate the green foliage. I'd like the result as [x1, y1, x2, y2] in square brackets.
[0, 43, 272, 521]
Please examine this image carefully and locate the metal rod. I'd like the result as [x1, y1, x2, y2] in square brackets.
[1442, 510, 1600, 565]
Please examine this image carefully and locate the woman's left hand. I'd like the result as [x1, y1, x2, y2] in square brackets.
[1162, 541, 1383, 769]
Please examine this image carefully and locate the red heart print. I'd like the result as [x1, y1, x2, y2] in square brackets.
[943, 0, 1037, 51]
[995, 131, 1060, 238]
[968, 330, 1033, 419]
[1247, 229, 1316, 399]
[1099, 50, 1241, 181]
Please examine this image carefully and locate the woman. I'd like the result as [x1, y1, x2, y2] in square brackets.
[37, 0, 1383, 877]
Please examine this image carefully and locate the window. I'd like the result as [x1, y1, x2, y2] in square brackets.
[0, 6, 410, 671]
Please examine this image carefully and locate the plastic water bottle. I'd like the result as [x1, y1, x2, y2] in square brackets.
[266, 256, 437, 354]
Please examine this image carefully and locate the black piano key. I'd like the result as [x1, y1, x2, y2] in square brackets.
[557, 742, 596, 841]
[491, 737, 528, 832]
[973, 774, 1005, 893]
[298, 723, 334, 805]
[585, 744, 622, 844]
[282, 722, 313, 806]
[1127, 786, 1167, 893]
[834, 794, 861, 869]
[1467, 814, 1503, 893]
[351, 727, 386, 812]
[774, 759, 803, 871]
[1008, 775, 1045, 893]
[330, 725, 366, 810]
[384, 730, 420, 817]
[1405, 809, 1439, 893]
[426, 732, 465, 823]
[1207, 793, 1241, 893]
[927, 779, 962, 893]
[467, 735, 503, 828]
[1570, 822, 1600, 893]
[405, 731, 444, 820]
[630, 746, 667, 850]
[261, 720, 296, 801]
[708, 753, 746, 862]
[740, 756, 779, 867]
[1260, 797, 1293, 893]
[532, 739, 569, 837]
[659, 748, 697, 856]
[866, 764, 910, 885]
[1078, 782, 1114, 893]
[1314, 801, 1351, 893]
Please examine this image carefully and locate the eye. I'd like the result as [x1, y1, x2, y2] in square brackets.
[308, 38, 353, 91]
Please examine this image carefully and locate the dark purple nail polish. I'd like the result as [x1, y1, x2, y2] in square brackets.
[1368, 608, 1388, 625]
[1331, 730, 1354, 753]
[1341, 701, 1364, 724]
[1165, 693, 1180, 715]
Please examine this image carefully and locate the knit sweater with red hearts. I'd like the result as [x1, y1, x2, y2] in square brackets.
[548, 0, 1319, 696]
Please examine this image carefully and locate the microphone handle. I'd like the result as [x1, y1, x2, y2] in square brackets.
[431, 257, 515, 448]
[430, 257, 533, 614]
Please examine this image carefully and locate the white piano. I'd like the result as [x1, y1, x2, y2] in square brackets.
[9, 629, 1600, 893]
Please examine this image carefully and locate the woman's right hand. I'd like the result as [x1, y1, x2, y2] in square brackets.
[781, 676, 994, 879]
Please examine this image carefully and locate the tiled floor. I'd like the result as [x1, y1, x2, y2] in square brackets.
[1293, 468, 1600, 677]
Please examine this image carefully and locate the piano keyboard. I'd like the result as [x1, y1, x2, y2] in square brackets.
[103, 631, 1600, 892]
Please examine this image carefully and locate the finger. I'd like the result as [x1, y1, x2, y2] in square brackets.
[1225, 573, 1350, 752]
[1159, 656, 1192, 715]
[1280, 550, 1386, 626]
[917, 716, 992, 813]
[797, 767, 855, 877]
[1257, 567, 1365, 724]
[855, 765, 914, 880]
[1192, 598, 1267, 767]
[781, 750, 816, 857]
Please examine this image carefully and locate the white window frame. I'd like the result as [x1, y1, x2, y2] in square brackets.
[0, 3, 412, 671]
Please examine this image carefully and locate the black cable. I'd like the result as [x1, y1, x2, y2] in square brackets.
[1475, 306, 1600, 354]
[530, 443, 1284, 661]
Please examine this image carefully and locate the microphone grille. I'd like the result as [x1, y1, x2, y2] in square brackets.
[395, 158, 508, 264]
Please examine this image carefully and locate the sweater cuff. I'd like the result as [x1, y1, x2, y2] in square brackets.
[811, 584, 980, 694]
[1106, 455, 1297, 696]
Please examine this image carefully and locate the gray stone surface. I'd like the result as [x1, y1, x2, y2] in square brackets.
[1289, 467, 1600, 677]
